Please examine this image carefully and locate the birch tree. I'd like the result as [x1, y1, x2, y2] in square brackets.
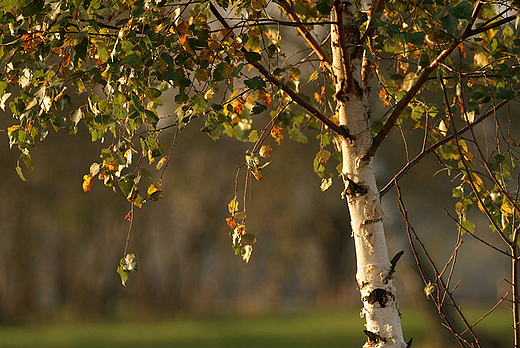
[1, 0, 520, 346]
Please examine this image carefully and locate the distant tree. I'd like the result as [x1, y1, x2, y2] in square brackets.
[1, 0, 519, 346]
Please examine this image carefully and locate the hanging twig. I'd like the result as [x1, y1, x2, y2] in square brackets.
[396, 182, 482, 348]
[123, 203, 135, 257]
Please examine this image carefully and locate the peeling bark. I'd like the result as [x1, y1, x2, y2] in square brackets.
[331, 1, 406, 347]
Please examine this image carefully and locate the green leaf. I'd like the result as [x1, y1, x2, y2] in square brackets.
[117, 253, 138, 286]
[460, 219, 475, 234]
[248, 130, 259, 143]
[316, 0, 332, 15]
[424, 281, 435, 297]
[242, 233, 256, 244]
[440, 13, 458, 38]
[119, 174, 137, 196]
[403, 32, 425, 46]
[15, 165, 27, 181]
[451, 1, 473, 20]
[496, 87, 515, 100]
[117, 267, 129, 286]
[244, 77, 266, 91]
[96, 44, 110, 63]
[234, 211, 247, 220]
[191, 94, 207, 115]
[145, 88, 162, 99]
[245, 51, 262, 62]
[21, 153, 35, 170]
[124, 52, 141, 66]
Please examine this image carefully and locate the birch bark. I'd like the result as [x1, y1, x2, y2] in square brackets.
[331, 2, 406, 347]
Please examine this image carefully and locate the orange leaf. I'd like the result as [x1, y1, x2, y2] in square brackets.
[379, 88, 389, 108]
[226, 216, 236, 229]
[252, 171, 264, 181]
[270, 125, 283, 145]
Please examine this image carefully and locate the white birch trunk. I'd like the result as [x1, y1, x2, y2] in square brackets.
[331, 2, 407, 347]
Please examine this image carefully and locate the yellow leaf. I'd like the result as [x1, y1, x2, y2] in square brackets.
[474, 51, 492, 67]
[228, 197, 239, 214]
[7, 124, 20, 138]
[501, 202, 514, 217]
[83, 175, 93, 192]
[147, 182, 163, 201]
[308, 71, 319, 83]
[204, 89, 215, 99]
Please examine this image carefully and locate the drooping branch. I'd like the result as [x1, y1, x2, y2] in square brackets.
[367, 2, 517, 158]
[209, 2, 350, 140]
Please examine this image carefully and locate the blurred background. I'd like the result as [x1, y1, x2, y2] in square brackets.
[0, 44, 518, 346]
[0, 91, 515, 347]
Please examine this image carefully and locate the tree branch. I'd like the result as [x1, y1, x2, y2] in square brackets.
[353, 0, 385, 59]
[444, 209, 514, 260]
[397, 183, 482, 348]
[380, 98, 510, 197]
[209, 2, 350, 139]
[366, 1, 516, 158]
[275, 0, 333, 72]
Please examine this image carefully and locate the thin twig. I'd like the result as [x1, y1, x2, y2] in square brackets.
[460, 291, 510, 336]
[396, 182, 482, 347]
[159, 127, 179, 183]
[123, 203, 135, 257]
[444, 209, 515, 259]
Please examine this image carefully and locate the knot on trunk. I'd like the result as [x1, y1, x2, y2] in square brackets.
[342, 176, 368, 198]
[363, 288, 394, 308]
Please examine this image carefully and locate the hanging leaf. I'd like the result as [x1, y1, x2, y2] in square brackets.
[228, 197, 239, 214]
[116, 253, 138, 286]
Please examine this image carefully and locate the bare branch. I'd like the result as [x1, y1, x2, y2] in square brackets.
[444, 209, 515, 259]
[461, 291, 510, 336]
[396, 183, 482, 348]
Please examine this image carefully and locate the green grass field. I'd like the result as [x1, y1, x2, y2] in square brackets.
[0, 307, 512, 348]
